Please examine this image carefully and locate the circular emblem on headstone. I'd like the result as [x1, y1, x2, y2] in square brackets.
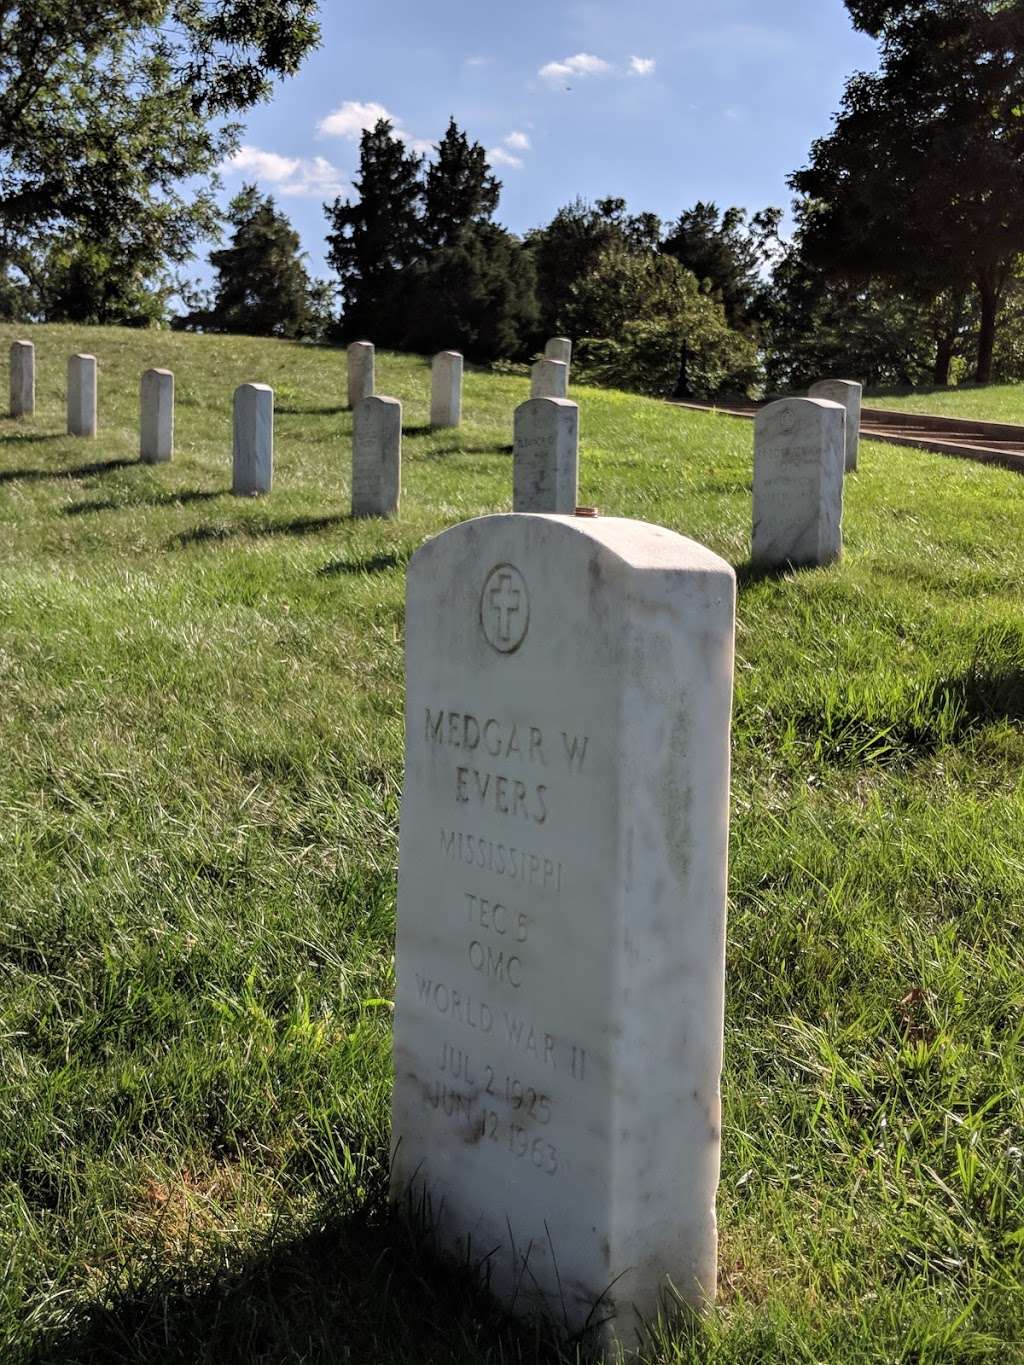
[779, 404, 794, 434]
[480, 564, 529, 654]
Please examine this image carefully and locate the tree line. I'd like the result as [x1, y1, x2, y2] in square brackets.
[1, 0, 1022, 396]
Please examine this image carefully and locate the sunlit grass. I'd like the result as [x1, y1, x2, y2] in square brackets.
[1, 324, 1023, 1362]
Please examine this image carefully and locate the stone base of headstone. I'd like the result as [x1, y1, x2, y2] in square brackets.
[431, 351, 463, 428]
[513, 398, 578, 513]
[140, 368, 174, 464]
[10, 340, 34, 418]
[352, 394, 401, 516]
[232, 383, 273, 495]
[392, 511, 735, 1354]
[347, 341, 375, 410]
[531, 358, 568, 400]
[752, 397, 844, 568]
[809, 379, 862, 472]
[67, 354, 97, 437]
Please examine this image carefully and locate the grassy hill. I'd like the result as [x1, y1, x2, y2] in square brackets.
[865, 380, 1024, 423]
[2, 323, 1024, 1362]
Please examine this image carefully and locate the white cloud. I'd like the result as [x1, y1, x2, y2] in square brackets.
[538, 52, 611, 82]
[318, 100, 434, 155]
[317, 100, 392, 140]
[225, 145, 301, 182]
[221, 145, 346, 199]
[504, 130, 531, 151]
[629, 55, 656, 76]
[488, 147, 524, 169]
[464, 55, 490, 68]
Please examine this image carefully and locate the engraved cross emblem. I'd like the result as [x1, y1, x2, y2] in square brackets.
[480, 563, 529, 654]
[489, 572, 521, 643]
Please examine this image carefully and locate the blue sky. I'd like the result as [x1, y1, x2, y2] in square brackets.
[213, 0, 878, 281]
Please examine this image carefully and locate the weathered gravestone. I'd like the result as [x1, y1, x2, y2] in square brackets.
[809, 379, 862, 472]
[140, 368, 174, 464]
[391, 511, 735, 1353]
[513, 398, 578, 513]
[352, 394, 401, 517]
[347, 341, 375, 410]
[531, 358, 568, 400]
[752, 397, 844, 569]
[232, 383, 273, 495]
[431, 351, 463, 428]
[544, 337, 572, 370]
[10, 340, 34, 418]
[67, 354, 97, 437]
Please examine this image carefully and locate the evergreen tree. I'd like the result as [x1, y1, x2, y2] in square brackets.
[525, 198, 662, 335]
[421, 118, 500, 250]
[324, 119, 423, 343]
[194, 185, 313, 338]
[661, 202, 781, 329]
[400, 223, 538, 360]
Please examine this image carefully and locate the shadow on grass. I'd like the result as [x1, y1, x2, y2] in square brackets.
[774, 625, 1024, 769]
[0, 457, 138, 485]
[172, 513, 352, 547]
[0, 431, 66, 446]
[23, 1185, 580, 1365]
[734, 559, 819, 590]
[276, 404, 348, 417]
[318, 551, 409, 577]
[64, 490, 225, 516]
[423, 443, 514, 459]
[402, 423, 435, 437]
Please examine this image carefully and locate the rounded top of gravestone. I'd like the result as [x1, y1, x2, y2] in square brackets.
[412, 512, 734, 580]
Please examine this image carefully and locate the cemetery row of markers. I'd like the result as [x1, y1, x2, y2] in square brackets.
[5, 333, 864, 1353]
[7, 337, 862, 562]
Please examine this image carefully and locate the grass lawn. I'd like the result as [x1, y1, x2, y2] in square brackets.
[865, 380, 1024, 424]
[2, 323, 1024, 1363]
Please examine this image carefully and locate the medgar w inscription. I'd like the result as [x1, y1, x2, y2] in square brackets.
[391, 512, 735, 1355]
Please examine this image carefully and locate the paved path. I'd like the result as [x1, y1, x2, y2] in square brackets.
[672, 400, 1024, 474]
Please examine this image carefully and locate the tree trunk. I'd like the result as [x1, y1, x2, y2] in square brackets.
[932, 337, 954, 387]
[975, 281, 998, 385]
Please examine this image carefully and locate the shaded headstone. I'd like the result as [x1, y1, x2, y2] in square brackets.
[530, 358, 568, 400]
[140, 368, 174, 464]
[752, 397, 844, 568]
[391, 510, 735, 1353]
[513, 397, 578, 513]
[232, 383, 273, 495]
[347, 341, 375, 410]
[809, 379, 862, 472]
[544, 337, 572, 370]
[352, 394, 401, 517]
[431, 351, 463, 428]
[10, 340, 34, 417]
[67, 354, 97, 437]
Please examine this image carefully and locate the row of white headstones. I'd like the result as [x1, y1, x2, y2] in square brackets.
[5, 335, 864, 1352]
[7, 338, 864, 572]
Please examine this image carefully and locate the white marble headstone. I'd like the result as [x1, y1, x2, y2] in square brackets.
[232, 383, 273, 495]
[809, 379, 862, 472]
[10, 340, 34, 418]
[352, 394, 401, 517]
[140, 368, 174, 464]
[513, 398, 578, 514]
[752, 397, 844, 568]
[431, 351, 463, 428]
[544, 337, 572, 370]
[392, 511, 735, 1353]
[530, 358, 568, 400]
[67, 354, 97, 437]
[347, 341, 375, 410]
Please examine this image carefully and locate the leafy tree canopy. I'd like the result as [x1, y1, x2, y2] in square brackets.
[0, 1, 319, 316]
